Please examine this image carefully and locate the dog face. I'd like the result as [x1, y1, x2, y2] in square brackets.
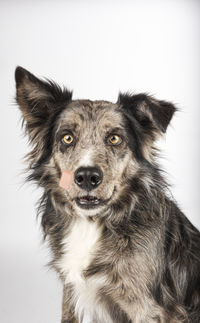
[15, 67, 175, 218]
[52, 100, 138, 216]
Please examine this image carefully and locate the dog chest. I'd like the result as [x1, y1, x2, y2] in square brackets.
[58, 218, 110, 321]
[59, 218, 102, 284]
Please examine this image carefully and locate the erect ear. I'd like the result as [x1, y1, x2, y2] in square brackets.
[118, 93, 176, 137]
[15, 66, 72, 138]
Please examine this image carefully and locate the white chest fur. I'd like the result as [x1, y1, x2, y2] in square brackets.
[59, 217, 102, 284]
[58, 218, 113, 323]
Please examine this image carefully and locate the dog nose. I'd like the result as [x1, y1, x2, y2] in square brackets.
[74, 167, 103, 191]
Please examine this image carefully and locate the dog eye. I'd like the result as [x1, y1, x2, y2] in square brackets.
[108, 135, 122, 145]
[62, 134, 74, 145]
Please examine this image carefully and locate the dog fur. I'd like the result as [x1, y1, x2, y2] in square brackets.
[15, 66, 200, 323]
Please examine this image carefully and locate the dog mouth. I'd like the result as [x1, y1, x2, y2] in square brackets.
[75, 195, 105, 209]
[74, 187, 116, 210]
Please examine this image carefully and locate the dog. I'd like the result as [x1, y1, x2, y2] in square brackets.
[15, 66, 200, 323]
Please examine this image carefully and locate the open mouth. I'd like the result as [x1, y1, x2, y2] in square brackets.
[75, 195, 103, 209]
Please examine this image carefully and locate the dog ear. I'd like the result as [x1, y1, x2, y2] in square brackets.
[118, 93, 176, 136]
[15, 66, 72, 137]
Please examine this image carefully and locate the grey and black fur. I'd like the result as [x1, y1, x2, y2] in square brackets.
[15, 66, 200, 323]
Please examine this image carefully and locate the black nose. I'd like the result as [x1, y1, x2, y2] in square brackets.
[74, 167, 103, 191]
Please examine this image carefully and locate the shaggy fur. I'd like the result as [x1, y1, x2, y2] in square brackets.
[15, 66, 200, 323]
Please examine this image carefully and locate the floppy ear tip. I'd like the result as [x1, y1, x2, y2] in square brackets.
[158, 100, 177, 133]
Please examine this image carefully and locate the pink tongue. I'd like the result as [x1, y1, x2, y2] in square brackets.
[59, 170, 73, 190]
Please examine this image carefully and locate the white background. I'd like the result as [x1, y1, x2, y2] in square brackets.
[0, 0, 199, 322]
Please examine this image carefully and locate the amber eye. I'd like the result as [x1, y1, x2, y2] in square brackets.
[62, 134, 74, 145]
[108, 134, 122, 145]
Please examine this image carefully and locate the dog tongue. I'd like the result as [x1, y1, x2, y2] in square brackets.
[59, 170, 73, 190]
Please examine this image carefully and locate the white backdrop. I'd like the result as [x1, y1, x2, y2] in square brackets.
[0, 1, 199, 322]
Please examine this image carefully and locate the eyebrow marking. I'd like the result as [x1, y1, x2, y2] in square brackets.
[104, 127, 124, 136]
[56, 123, 79, 135]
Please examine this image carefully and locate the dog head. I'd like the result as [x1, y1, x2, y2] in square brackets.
[15, 67, 175, 218]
